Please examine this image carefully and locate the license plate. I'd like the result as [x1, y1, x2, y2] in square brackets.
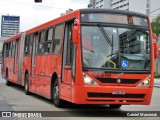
[112, 90, 125, 95]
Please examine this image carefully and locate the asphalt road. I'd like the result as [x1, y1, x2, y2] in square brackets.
[0, 75, 160, 120]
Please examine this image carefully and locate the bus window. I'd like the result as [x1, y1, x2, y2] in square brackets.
[9, 42, 13, 57]
[45, 28, 53, 53]
[2, 44, 4, 57]
[5, 44, 7, 57]
[4, 43, 7, 57]
[24, 36, 31, 56]
[6, 43, 10, 57]
[66, 22, 74, 64]
[38, 31, 46, 54]
[14, 39, 19, 73]
[12, 41, 16, 57]
[53, 24, 64, 54]
[1, 44, 5, 70]
[34, 33, 39, 55]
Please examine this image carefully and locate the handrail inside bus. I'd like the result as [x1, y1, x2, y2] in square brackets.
[83, 50, 116, 68]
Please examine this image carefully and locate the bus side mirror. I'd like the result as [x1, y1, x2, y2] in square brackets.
[153, 34, 159, 58]
[72, 19, 80, 44]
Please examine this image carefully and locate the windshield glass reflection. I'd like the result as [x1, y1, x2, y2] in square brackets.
[81, 26, 150, 70]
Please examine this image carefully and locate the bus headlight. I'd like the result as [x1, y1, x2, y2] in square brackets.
[83, 73, 99, 85]
[138, 75, 150, 87]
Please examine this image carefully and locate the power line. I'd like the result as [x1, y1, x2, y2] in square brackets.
[149, 7, 160, 14]
[0, 0, 67, 10]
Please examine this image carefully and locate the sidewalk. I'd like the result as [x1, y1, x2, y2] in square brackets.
[154, 78, 160, 87]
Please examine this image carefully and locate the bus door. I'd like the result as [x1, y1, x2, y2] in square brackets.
[13, 39, 19, 83]
[61, 21, 74, 101]
[18, 32, 25, 85]
[30, 33, 39, 93]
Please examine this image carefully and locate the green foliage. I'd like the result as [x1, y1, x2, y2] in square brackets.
[152, 16, 160, 35]
[154, 73, 160, 78]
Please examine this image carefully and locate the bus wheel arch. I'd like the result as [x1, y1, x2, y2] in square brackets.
[24, 70, 30, 95]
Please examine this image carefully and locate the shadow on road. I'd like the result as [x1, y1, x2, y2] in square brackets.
[6, 83, 125, 110]
[1, 78, 159, 117]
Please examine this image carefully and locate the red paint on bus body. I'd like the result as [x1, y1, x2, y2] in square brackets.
[1, 9, 156, 107]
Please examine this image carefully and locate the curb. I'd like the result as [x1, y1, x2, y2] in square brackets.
[154, 86, 160, 88]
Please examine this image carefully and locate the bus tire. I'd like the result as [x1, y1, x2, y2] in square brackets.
[53, 78, 65, 108]
[109, 105, 122, 109]
[24, 74, 30, 95]
[6, 70, 12, 86]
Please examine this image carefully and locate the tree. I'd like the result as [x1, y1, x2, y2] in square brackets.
[152, 16, 160, 36]
[152, 16, 160, 74]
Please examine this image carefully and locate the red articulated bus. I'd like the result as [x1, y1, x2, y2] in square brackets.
[1, 9, 159, 108]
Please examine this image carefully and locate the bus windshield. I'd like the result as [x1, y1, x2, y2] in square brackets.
[81, 25, 150, 70]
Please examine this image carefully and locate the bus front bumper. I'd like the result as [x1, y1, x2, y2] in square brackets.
[72, 85, 153, 105]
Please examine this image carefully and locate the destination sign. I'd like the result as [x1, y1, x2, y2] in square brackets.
[81, 13, 148, 27]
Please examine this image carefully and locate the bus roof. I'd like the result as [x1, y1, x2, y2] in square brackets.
[3, 9, 149, 43]
[4, 32, 22, 43]
[80, 9, 148, 18]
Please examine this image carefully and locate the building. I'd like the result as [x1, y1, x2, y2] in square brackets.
[88, 0, 111, 9]
[1, 15, 20, 37]
[88, 0, 160, 17]
[111, 0, 129, 11]
[111, 0, 150, 14]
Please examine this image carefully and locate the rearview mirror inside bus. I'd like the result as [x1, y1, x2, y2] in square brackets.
[72, 19, 80, 44]
[152, 34, 159, 58]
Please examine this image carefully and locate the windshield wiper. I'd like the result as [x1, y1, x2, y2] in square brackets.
[97, 24, 115, 58]
[97, 24, 113, 46]
[83, 47, 95, 53]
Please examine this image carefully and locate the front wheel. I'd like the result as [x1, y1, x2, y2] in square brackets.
[24, 74, 30, 95]
[53, 79, 65, 107]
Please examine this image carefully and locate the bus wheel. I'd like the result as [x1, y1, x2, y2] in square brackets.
[6, 70, 11, 86]
[24, 74, 30, 95]
[53, 79, 65, 107]
[109, 105, 122, 109]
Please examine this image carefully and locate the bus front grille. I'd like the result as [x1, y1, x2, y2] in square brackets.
[96, 78, 140, 84]
[87, 92, 145, 98]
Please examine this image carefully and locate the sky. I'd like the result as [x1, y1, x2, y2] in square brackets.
[0, 0, 88, 34]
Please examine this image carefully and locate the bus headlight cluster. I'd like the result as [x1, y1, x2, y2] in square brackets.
[83, 73, 99, 85]
[138, 75, 150, 87]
